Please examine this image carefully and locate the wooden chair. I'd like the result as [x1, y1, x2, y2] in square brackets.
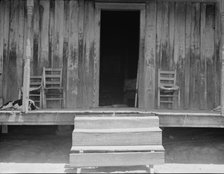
[158, 69, 180, 109]
[43, 67, 64, 108]
[19, 75, 43, 108]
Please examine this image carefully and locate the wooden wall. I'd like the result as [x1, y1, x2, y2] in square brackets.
[153, 1, 221, 110]
[0, 0, 97, 108]
[0, 0, 221, 110]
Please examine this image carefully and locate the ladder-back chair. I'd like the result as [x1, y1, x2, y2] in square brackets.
[158, 69, 180, 109]
[19, 75, 43, 108]
[43, 67, 64, 108]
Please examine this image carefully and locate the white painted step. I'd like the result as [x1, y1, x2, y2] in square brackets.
[72, 128, 162, 146]
[74, 116, 159, 129]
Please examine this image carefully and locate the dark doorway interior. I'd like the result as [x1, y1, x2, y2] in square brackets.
[99, 10, 140, 107]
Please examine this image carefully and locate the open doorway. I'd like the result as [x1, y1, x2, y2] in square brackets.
[99, 10, 140, 107]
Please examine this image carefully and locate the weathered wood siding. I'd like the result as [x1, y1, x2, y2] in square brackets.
[0, 0, 221, 110]
[153, 1, 220, 110]
[0, 0, 97, 108]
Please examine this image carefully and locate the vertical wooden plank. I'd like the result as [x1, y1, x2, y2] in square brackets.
[157, 2, 169, 70]
[200, 3, 208, 109]
[156, 1, 162, 72]
[155, 1, 162, 108]
[2, 0, 10, 102]
[144, 1, 156, 110]
[63, 0, 70, 108]
[0, 0, 4, 102]
[17, 0, 25, 88]
[84, 1, 95, 108]
[39, 0, 50, 72]
[174, 2, 186, 109]
[204, 4, 216, 109]
[53, 0, 64, 68]
[93, 6, 100, 107]
[220, 0, 224, 114]
[67, 0, 79, 108]
[33, 0, 40, 75]
[215, 2, 221, 108]
[185, 2, 192, 109]
[49, 0, 55, 67]
[77, 0, 85, 108]
[23, 0, 34, 112]
[7, 0, 19, 101]
[137, 7, 146, 108]
[189, 3, 201, 109]
[168, 2, 175, 69]
[82, 1, 89, 108]
[89, 2, 95, 108]
[0, 0, 3, 74]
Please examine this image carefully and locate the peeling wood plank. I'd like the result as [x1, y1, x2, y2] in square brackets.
[17, 0, 25, 89]
[137, 7, 146, 108]
[0, 0, 4, 100]
[144, 1, 156, 109]
[200, 3, 208, 109]
[184, 2, 192, 109]
[205, 4, 216, 109]
[67, 0, 79, 108]
[174, 2, 186, 109]
[77, 0, 85, 108]
[2, 0, 10, 102]
[84, 1, 95, 108]
[6, 0, 19, 101]
[189, 3, 201, 109]
[53, 0, 64, 68]
[49, 0, 55, 67]
[33, 0, 40, 75]
[93, 7, 100, 107]
[62, 0, 70, 108]
[39, 0, 50, 71]
[214, 2, 221, 108]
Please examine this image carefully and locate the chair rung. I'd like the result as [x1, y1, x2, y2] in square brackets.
[160, 95, 176, 97]
[45, 87, 62, 89]
[46, 98, 63, 101]
[29, 94, 40, 96]
[160, 101, 174, 103]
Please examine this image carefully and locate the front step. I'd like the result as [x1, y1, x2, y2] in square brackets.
[70, 114, 165, 170]
[74, 116, 159, 129]
[73, 128, 162, 146]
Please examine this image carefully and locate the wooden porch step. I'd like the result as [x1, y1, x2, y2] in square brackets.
[71, 145, 164, 152]
[72, 128, 162, 146]
[70, 115, 164, 169]
[70, 151, 164, 167]
[74, 116, 159, 129]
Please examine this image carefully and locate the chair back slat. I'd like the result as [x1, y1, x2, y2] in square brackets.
[158, 69, 176, 87]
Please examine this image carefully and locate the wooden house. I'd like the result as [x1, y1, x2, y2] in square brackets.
[0, 0, 224, 127]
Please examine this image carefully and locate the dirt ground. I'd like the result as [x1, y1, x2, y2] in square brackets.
[1, 126, 224, 173]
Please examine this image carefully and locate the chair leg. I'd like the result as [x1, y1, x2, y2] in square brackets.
[158, 90, 160, 109]
[43, 93, 46, 109]
[178, 90, 180, 108]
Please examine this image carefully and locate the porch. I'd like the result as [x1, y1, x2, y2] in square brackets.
[0, 108, 222, 128]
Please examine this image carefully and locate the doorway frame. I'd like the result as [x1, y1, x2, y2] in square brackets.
[94, 2, 146, 108]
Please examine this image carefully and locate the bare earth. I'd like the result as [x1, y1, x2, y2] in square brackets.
[1, 126, 224, 173]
